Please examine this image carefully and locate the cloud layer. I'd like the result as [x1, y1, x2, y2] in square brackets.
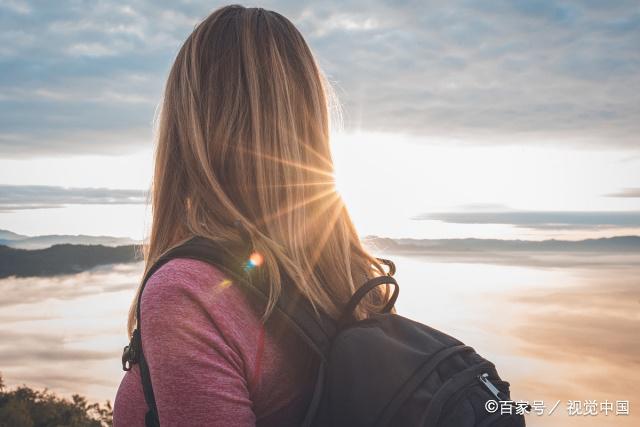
[1, 0, 639, 157]
[605, 187, 640, 198]
[414, 209, 640, 230]
[0, 184, 146, 211]
[0, 262, 141, 401]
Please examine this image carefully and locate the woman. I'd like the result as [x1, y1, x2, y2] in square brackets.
[113, 4, 392, 426]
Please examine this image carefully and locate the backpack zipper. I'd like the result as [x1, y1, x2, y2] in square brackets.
[477, 372, 531, 415]
[477, 372, 505, 401]
[435, 370, 512, 425]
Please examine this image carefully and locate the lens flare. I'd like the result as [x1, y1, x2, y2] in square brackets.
[218, 279, 232, 289]
[248, 251, 264, 267]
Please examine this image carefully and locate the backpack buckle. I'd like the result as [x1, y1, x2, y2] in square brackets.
[122, 328, 141, 371]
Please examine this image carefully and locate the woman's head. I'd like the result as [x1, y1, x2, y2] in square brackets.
[129, 5, 390, 334]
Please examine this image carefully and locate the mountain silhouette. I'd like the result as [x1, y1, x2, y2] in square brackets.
[1, 230, 639, 279]
[0, 243, 141, 278]
[0, 228, 138, 250]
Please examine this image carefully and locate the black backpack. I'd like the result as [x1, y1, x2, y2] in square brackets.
[122, 235, 527, 426]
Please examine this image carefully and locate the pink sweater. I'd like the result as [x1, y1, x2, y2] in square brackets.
[113, 258, 316, 426]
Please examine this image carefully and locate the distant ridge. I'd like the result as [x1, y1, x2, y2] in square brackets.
[1, 230, 638, 278]
[362, 235, 640, 268]
[0, 228, 139, 250]
[0, 229, 25, 240]
[0, 243, 141, 278]
[363, 235, 640, 252]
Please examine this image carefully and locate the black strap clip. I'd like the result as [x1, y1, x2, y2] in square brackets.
[122, 328, 141, 371]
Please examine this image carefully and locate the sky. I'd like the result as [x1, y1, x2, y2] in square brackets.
[0, 0, 639, 241]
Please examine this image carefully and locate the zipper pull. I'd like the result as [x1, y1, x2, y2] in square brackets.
[477, 372, 504, 400]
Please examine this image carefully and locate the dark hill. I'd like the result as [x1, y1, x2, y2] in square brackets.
[0, 243, 141, 278]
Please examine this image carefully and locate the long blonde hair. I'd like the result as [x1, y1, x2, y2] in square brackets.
[128, 4, 392, 336]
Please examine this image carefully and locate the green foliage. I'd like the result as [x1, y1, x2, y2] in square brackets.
[0, 374, 112, 427]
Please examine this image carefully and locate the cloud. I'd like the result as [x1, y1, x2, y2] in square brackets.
[291, 0, 640, 148]
[0, 261, 141, 400]
[0, 184, 147, 211]
[505, 269, 640, 402]
[605, 187, 640, 198]
[0, 0, 638, 157]
[0, 0, 31, 15]
[413, 209, 640, 230]
[510, 270, 640, 368]
[0, 262, 142, 308]
[0, 330, 115, 363]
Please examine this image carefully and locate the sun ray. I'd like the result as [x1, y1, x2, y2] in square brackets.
[299, 139, 335, 171]
[239, 145, 335, 179]
[259, 186, 339, 225]
[307, 196, 344, 268]
[257, 180, 336, 189]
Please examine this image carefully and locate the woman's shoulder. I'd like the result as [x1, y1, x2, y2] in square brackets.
[121, 257, 315, 426]
[144, 257, 229, 295]
[142, 258, 247, 306]
[140, 257, 261, 334]
[136, 257, 316, 424]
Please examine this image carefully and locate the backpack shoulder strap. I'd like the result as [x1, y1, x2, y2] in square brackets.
[123, 235, 335, 426]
